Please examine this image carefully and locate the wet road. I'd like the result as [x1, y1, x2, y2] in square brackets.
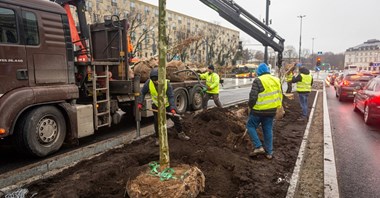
[326, 84, 380, 197]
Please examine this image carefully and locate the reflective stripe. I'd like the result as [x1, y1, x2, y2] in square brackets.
[258, 90, 281, 97]
[256, 97, 282, 105]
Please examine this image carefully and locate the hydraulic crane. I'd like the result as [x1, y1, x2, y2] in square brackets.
[200, 0, 285, 67]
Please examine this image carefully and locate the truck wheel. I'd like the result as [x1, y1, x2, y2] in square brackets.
[190, 86, 203, 110]
[15, 106, 66, 157]
[174, 88, 188, 114]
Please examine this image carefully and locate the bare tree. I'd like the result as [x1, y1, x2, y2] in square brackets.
[283, 45, 298, 64]
[127, 10, 157, 58]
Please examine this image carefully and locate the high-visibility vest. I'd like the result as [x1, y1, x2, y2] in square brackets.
[253, 74, 282, 110]
[149, 80, 169, 107]
[200, 72, 220, 94]
[296, 74, 312, 92]
[286, 73, 293, 82]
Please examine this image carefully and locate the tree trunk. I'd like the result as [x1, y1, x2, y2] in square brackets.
[158, 0, 170, 170]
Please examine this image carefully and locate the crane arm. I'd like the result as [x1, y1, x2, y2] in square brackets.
[200, 0, 284, 66]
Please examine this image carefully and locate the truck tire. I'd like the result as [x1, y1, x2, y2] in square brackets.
[174, 88, 188, 114]
[15, 106, 66, 157]
[190, 85, 203, 110]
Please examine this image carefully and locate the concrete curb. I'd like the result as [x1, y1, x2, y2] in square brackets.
[286, 90, 319, 198]
[323, 82, 340, 198]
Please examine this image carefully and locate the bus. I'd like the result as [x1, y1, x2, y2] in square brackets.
[233, 64, 257, 78]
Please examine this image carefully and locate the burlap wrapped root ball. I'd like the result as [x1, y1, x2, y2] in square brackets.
[126, 164, 205, 198]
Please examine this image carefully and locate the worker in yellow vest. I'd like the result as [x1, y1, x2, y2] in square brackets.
[292, 66, 313, 121]
[247, 63, 282, 160]
[200, 65, 223, 110]
[138, 68, 190, 145]
[285, 66, 295, 93]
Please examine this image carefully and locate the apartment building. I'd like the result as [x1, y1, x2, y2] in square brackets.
[80, 0, 240, 65]
[345, 39, 380, 71]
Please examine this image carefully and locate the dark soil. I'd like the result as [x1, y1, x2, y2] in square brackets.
[26, 92, 316, 198]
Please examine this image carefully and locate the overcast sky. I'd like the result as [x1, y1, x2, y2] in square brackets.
[140, 0, 379, 54]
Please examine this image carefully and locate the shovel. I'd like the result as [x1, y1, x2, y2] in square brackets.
[233, 128, 248, 149]
[146, 108, 182, 118]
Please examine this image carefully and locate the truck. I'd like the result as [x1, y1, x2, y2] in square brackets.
[0, 0, 204, 157]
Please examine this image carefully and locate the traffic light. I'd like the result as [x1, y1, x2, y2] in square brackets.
[316, 57, 321, 66]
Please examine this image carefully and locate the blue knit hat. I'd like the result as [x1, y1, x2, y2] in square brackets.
[256, 63, 270, 76]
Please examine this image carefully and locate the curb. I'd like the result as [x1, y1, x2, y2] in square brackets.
[323, 82, 340, 197]
[286, 90, 319, 198]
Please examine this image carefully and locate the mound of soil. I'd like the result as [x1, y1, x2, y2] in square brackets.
[26, 92, 315, 198]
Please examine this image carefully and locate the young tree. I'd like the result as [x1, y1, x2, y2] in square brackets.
[157, 0, 170, 170]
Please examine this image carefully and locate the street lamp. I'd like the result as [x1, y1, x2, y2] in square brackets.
[264, 0, 270, 64]
[311, 37, 316, 65]
[297, 15, 306, 63]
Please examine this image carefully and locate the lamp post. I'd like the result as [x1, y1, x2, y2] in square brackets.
[311, 37, 315, 65]
[264, 0, 270, 64]
[297, 15, 306, 63]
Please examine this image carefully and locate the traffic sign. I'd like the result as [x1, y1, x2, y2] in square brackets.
[317, 51, 323, 55]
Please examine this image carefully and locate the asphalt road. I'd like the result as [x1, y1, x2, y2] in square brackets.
[326, 84, 380, 197]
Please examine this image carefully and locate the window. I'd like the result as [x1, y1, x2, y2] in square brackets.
[23, 11, 39, 45]
[375, 81, 380, 92]
[366, 80, 375, 91]
[0, 8, 18, 44]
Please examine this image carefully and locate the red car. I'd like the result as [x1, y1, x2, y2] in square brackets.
[335, 73, 373, 101]
[353, 77, 380, 124]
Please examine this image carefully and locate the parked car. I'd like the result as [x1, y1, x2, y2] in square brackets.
[353, 76, 380, 124]
[335, 73, 374, 101]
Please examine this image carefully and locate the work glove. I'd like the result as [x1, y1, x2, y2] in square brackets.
[137, 103, 143, 111]
[207, 86, 212, 91]
[170, 109, 176, 115]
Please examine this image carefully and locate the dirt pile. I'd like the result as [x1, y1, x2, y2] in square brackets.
[26, 92, 314, 198]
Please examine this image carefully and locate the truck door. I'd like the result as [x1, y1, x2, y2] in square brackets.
[0, 4, 28, 95]
[21, 7, 68, 86]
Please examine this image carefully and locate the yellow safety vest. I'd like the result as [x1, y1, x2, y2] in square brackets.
[149, 80, 169, 107]
[286, 73, 293, 82]
[253, 74, 282, 110]
[296, 74, 312, 92]
[200, 72, 220, 94]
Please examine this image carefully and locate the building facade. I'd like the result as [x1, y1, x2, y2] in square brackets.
[345, 39, 380, 71]
[79, 0, 240, 66]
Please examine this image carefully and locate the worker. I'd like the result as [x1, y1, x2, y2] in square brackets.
[200, 65, 223, 110]
[292, 66, 313, 122]
[137, 68, 190, 145]
[285, 65, 295, 93]
[247, 63, 282, 160]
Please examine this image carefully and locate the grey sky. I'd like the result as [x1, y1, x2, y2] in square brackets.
[140, 0, 379, 54]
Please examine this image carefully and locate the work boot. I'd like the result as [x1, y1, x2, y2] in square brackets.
[265, 154, 273, 160]
[297, 116, 307, 122]
[249, 146, 266, 157]
[178, 132, 190, 141]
